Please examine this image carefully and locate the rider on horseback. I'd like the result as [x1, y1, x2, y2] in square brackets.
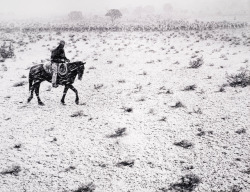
[51, 40, 70, 88]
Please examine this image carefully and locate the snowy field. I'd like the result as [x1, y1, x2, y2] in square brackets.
[0, 28, 250, 192]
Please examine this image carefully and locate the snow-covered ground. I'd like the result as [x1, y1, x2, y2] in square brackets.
[0, 29, 249, 192]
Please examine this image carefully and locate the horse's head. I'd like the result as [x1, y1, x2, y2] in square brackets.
[77, 61, 86, 80]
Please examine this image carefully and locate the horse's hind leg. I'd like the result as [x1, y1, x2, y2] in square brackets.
[69, 85, 79, 105]
[27, 85, 35, 103]
[61, 85, 69, 105]
[35, 83, 44, 106]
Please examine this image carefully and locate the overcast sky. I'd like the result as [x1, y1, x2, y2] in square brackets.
[1, 0, 250, 18]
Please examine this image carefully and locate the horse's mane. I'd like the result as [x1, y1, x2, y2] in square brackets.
[67, 61, 85, 71]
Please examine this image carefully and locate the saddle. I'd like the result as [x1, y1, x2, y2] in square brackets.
[43, 63, 68, 76]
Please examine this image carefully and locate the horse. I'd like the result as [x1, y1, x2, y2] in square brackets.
[27, 61, 86, 106]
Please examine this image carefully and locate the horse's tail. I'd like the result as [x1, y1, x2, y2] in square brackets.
[29, 70, 33, 91]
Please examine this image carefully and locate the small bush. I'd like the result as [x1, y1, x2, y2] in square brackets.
[189, 57, 204, 68]
[226, 68, 250, 87]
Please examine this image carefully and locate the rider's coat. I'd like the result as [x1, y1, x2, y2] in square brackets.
[51, 45, 68, 63]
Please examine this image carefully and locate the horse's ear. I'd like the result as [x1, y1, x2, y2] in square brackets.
[83, 62, 86, 65]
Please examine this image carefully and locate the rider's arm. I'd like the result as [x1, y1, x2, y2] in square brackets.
[62, 49, 68, 60]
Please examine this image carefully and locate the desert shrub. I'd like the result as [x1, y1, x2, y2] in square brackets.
[159, 117, 167, 122]
[169, 174, 201, 192]
[235, 128, 246, 134]
[13, 143, 22, 149]
[64, 165, 76, 172]
[73, 183, 95, 192]
[122, 107, 133, 113]
[0, 64, 7, 71]
[174, 140, 193, 149]
[108, 128, 126, 138]
[183, 84, 197, 91]
[226, 68, 250, 87]
[171, 101, 185, 108]
[70, 110, 86, 117]
[218, 86, 226, 92]
[1, 165, 21, 176]
[116, 160, 134, 167]
[137, 97, 145, 102]
[89, 66, 96, 70]
[94, 84, 103, 90]
[117, 79, 126, 83]
[193, 107, 202, 114]
[230, 185, 242, 192]
[148, 108, 155, 114]
[13, 81, 27, 87]
[189, 57, 204, 68]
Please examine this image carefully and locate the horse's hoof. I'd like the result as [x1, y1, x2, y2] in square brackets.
[75, 100, 79, 105]
[27, 97, 32, 103]
[61, 101, 66, 105]
[38, 102, 45, 106]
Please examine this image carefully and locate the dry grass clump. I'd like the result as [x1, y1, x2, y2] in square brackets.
[94, 84, 104, 90]
[70, 110, 86, 117]
[226, 68, 250, 87]
[189, 56, 204, 68]
[73, 183, 95, 192]
[193, 107, 202, 114]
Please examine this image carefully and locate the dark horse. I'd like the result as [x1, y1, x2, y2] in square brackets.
[28, 61, 86, 105]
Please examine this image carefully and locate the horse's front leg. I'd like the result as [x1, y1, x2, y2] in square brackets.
[61, 85, 69, 105]
[69, 84, 79, 105]
[35, 83, 44, 106]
